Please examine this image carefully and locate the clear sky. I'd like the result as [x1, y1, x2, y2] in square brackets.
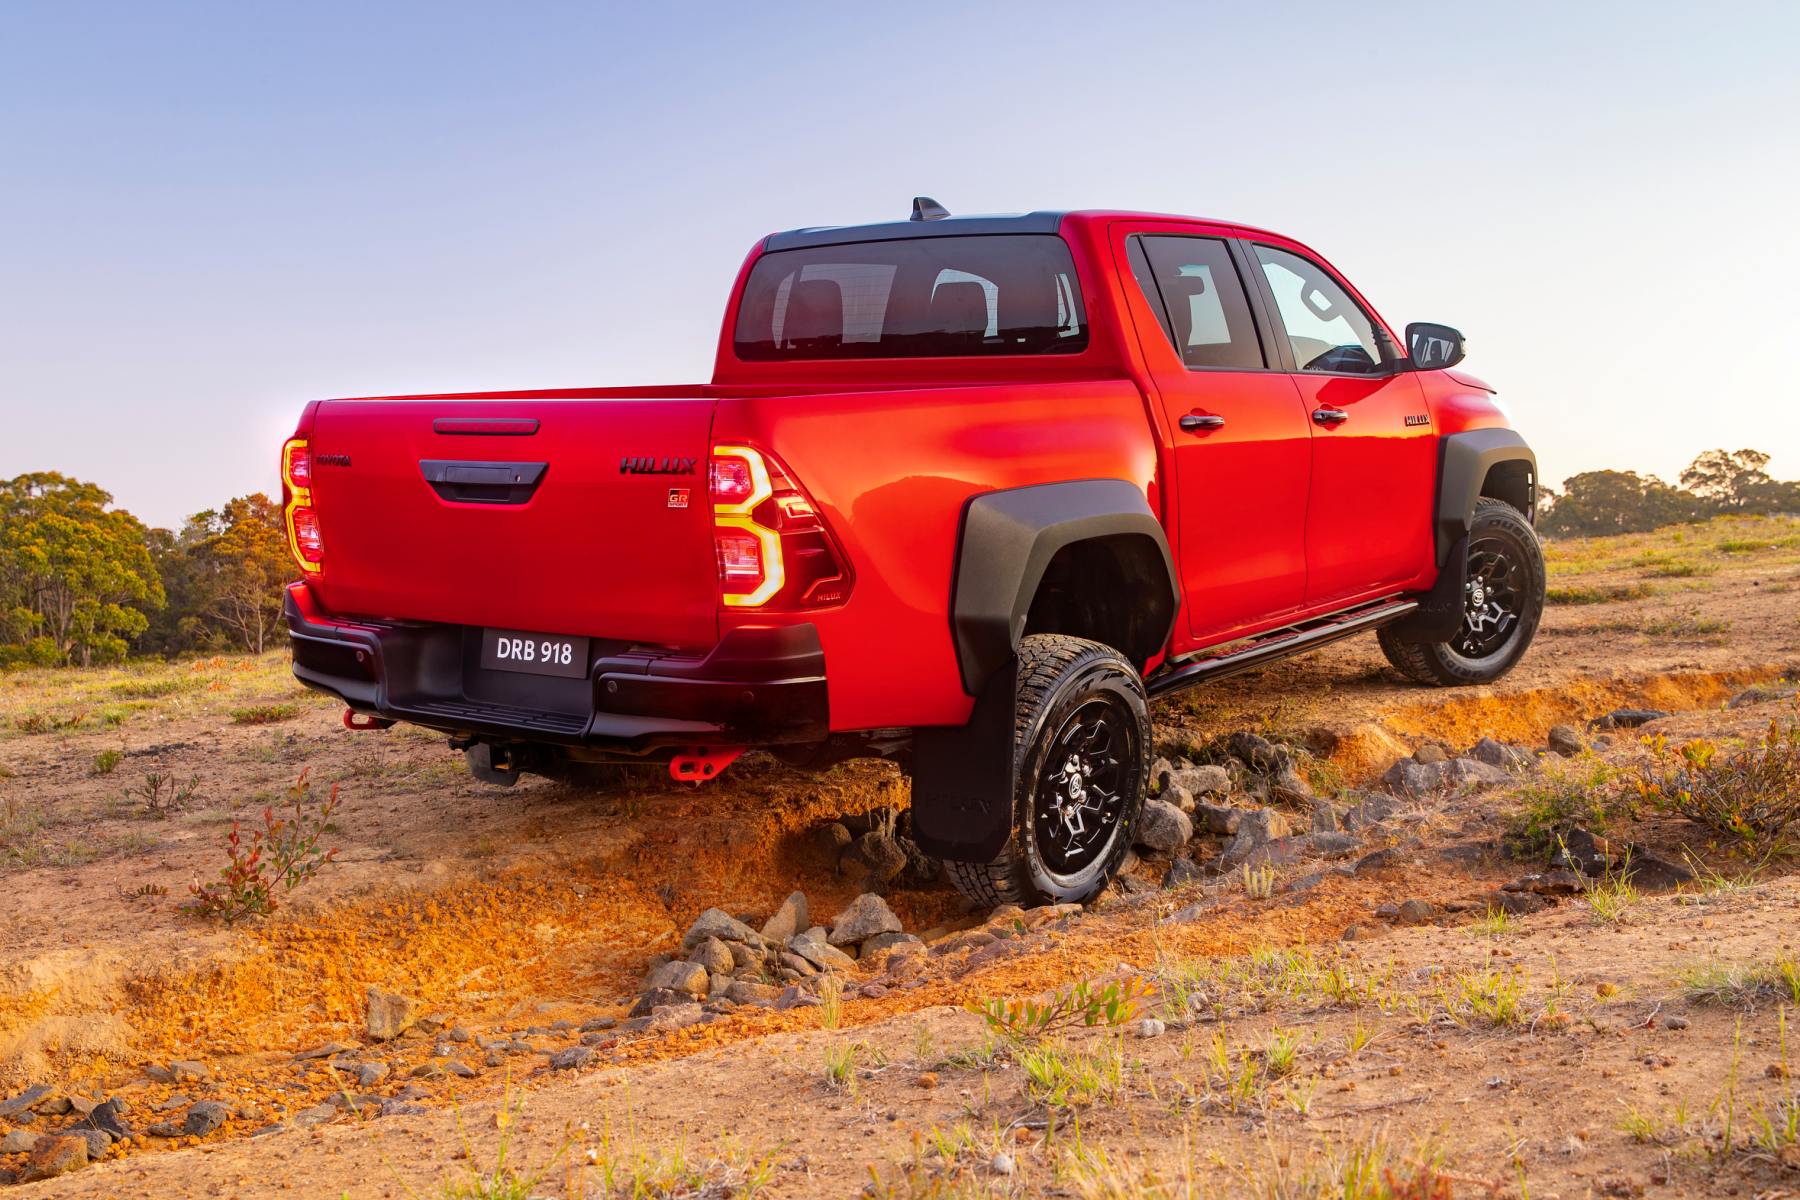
[3, 0, 1797, 530]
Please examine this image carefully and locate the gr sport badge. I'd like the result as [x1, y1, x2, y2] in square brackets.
[667, 488, 690, 509]
[620, 455, 698, 475]
[1404, 414, 1431, 427]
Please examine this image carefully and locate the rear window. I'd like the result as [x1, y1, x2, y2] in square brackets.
[733, 235, 1089, 360]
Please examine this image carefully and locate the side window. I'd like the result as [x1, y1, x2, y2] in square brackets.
[1253, 245, 1386, 374]
[1130, 236, 1264, 370]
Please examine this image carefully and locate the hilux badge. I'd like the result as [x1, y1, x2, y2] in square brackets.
[1404, 414, 1431, 427]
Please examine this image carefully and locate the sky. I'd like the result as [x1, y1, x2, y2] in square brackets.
[3, 0, 1798, 530]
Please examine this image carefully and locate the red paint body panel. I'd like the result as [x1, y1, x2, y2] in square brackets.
[287, 210, 1522, 743]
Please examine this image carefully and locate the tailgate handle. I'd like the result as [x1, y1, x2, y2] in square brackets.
[419, 459, 547, 505]
[433, 417, 540, 436]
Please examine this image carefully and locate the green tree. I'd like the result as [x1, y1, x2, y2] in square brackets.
[143, 495, 292, 655]
[1680, 448, 1800, 515]
[1538, 470, 1701, 538]
[0, 473, 164, 665]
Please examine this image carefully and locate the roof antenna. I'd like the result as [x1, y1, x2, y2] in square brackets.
[910, 196, 950, 222]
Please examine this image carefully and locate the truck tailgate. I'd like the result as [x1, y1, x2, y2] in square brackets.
[308, 396, 719, 648]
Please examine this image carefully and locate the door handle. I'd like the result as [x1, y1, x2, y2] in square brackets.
[1179, 414, 1225, 432]
[1312, 408, 1349, 426]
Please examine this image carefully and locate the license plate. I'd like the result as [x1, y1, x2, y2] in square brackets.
[480, 629, 590, 679]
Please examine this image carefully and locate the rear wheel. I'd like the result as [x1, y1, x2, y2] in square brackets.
[1379, 497, 1545, 686]
[943, 635, 1149, 908]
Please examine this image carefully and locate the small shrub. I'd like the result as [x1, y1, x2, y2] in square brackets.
[230, 703, 300, 726]
[92, 749, 123, 776]
[1507, 758, 1631, 855]
[13, 713, 48, 735]
[823, 1042, 861, 1093]
[973, 977, 1147, 1042]
[1678, 957, 1800, 1008]
[1643, 612, 1730, 639]
[1635, 720, 1800, 848]
[129, 771, 200, 817]
[1241, 862, 1276, 899]
[183, 769, 339, 923]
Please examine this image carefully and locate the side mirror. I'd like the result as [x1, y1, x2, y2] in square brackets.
[1406, 321, 1466, 370]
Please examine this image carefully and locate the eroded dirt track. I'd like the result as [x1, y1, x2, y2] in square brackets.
[3, 515, 1800, 1196]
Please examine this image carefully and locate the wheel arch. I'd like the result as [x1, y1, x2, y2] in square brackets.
[948, 479, 1179, 697]
[1436, 428, 1536, 564]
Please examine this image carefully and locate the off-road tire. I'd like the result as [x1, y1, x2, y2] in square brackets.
[943, 635, 1149, 908]
[1379, 497, 1545, 686]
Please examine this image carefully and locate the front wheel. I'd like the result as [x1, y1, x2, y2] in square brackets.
[943, 635, 1149, 908]
[1378, 497, 1545, 686]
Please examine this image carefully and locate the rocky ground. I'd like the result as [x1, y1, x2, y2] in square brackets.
[3, 514, 1800, 1197]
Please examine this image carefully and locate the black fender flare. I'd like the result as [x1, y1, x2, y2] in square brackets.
[1391, 428, 1537, 644]
[947, 478, 1179, 698]
[1435, 428, 1536, 564]
[911, 479, 1177, 862]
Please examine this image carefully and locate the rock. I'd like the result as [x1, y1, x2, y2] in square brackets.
[1393, 898, 1438, 925]
[1194, 802, 1240, 837]
[1305, 831, 1362, 859]
[1664, 1015, 1691, 1030]
[169, 1059, 209, 1083]
[642, 959, 709, 997]
[1161, 780, 1196, 813]
[86, 1098, 131, 1142]
[1486, 890, 1549, 916]
[64, 1095, 96, 1117]
[816, 821, 853, 856]
[1728, 684, 1798, 709]
[1414, 743, 1449, 765]
[19, 1134, 88, 1182]
[991, 1152, 1016, 1176]
[789, 932, 858, 971]
[1, 1130, 38, 1154]
[828, 893, 903, 946]
[1238, 834, 1311, 869]
[1268, 766, 1313, 806]
[1343, 791, 1400, 831]
[1182, 763, 1233, 796]
[682, 908, 760, 951]
[1134, 1018, 1166, 1039]
[690, 936, 735, 976]
[1556, 828, 1616, 874]
[1470, 737, 1532, 770]
[1382, 759, 1445, 797]
[183, 1100, 231, 1137]
[294, 1040, 358, 1061]
[549, 1047, 593, 1071]
[1227, 731, 1286, 772]
[1218, 807, 1291, 869]
[1441, 757, 1511, 790]
[760, 891, 809, 942]
[1624, 852, 1696, 893]
[1547, 724, 1586, 757]
[1593, 708, 1668, 730]
[860, 931, 922, 958]
[444, 1060, 476, 1078]
[355, 1061, 389, 1088]
[724, 981, 782, 1006]
[68, 1128, 110, 1159]
[774, 985, 822, 1010]
[1163, 856, 1204, 888]
[1309, 801, 1340, 833]
[1134, 798, 1192, 854]
[1340, 923, 1386, 942]
[629, 987, 693, 1016]
[1530, 869, 1584, 895]
[0, 1084, 50, 1119]
[365, 987, 419, 1042]
[850, 830, 908, 883]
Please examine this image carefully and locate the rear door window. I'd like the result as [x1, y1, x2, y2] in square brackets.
[733, 235, 1087, 360]
[1130, 236, 1264, 370]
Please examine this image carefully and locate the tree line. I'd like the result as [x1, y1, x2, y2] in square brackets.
[1536, 449, 1799, 538]
[0, 473, 290, 668]
[0, 448, 1793, 667]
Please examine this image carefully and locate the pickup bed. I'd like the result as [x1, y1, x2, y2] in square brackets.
[284, 200, 1544, 905]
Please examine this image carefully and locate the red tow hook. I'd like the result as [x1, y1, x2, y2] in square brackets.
[343, 708, 395, 731]
[669, 747, 743, 783]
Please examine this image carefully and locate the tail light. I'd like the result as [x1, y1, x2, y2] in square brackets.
[282, 437, 323, 574]
[709, 445, 850, 608]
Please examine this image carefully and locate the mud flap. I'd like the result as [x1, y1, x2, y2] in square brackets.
[1386, 534, 1469, 644]
[908, 661, 1017, 863]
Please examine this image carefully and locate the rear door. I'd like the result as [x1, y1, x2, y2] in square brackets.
[1119, 228, 1314, 646]
[1243, 240, 1437, 607]
[307, 395, 721, 648]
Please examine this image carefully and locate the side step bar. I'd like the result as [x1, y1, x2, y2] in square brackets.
[1146, 597, 1417, 699]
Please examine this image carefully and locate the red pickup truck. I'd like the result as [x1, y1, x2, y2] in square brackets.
[282, 200, 1543, 906]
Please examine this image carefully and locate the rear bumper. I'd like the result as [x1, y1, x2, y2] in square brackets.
[284, 583, 829, 752]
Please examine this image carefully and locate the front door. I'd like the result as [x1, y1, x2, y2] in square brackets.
[1121, 230, 1314, 646]
[1246, 241, 1437, 607]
